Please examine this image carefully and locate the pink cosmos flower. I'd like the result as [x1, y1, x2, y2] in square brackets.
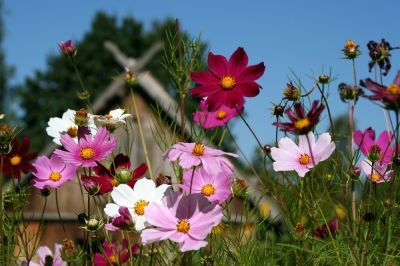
[163, 142, 238, 175]
[28, 243, 66, 266]
[104, 206, 134, 231]
[361, 159, 393, 184]
[141, 191, 223, 252]
[271, 132, 336, 177]
[190, 47, 265, 111]
[180, 169, 232, 204]
[354, 128, 395, 164]
[32, 154, 77, 189]
[54, 127, 117, 168]
[193, 100, 243, 129]
[93, 240, 138, 266]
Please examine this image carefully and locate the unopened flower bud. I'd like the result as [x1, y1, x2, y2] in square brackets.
[85, 218, 101, 232]
[338, 83, 357, 102]
[155, 173, 172, 187]
[232, 178, 248, 197]
[58, 40, 76, 56]
[78, 91, 90, 100]
[74, 108, 89, 127]
[81, 176, 99, 195]
[116, 167, 132, 183]
[40, 188, 51, 197]
[349, 166, 361, 180]
[124, 68, 138, 87]
[334, 204, 347, 220]
[318, 74, 330, 84]
[294, 223, 307, 240]
[263, 144, 272, 154]
[272, 104, 284, 117]
[283, 83, 300, 101]
[368, 144, 381, 162]
[342, 39, 360, 59]
[392, 153, 400, 166]
[0, 123, 15, 154]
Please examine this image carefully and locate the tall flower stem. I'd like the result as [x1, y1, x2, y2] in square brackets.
[189, 167, 196, 194]
[0, 156, 4, 260]
[235, 106, 264, 152]
[349, 59, 357, 226]
[55, 190, 67, 235]
[130, 88, 153, 179]
[68, 57, 93, 112]
[316, 83, 335, 141]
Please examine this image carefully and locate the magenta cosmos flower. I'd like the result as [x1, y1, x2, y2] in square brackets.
[193, 100, 243, 129]
[93, 240, 138, 266]
[141, 191, 223, 252]
[274, 101, 325, 134]
[190, 47, 265, 111]
[28, 243, 66, 266]
[32, 154, 77, 189]
[180, 169, 232, 204]
[361, 71, 400, 110]
[54, 127, 117, 167]
[163, 142, 238, 175]
[361, 159, 393, 184]
[271, 132, 336, 177]
[354, 128, 394, 164]
[58, 40, 76, 56]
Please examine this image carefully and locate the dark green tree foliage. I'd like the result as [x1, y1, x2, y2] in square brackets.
[14, 12, 196, 150]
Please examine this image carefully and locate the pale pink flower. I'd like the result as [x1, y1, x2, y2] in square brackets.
[163, 142, 238, 175]
[361, 159, 393, 184]
[28, 243, 66, 266]
[180, 169, 232, 204]
[32, 154, 76, 189]
[193, 100, 242, 129]
[54, 127, 117, 167]
[271, 132, 335, 177]
[58, 40, 76, 56]
[141, 191, 223, 252]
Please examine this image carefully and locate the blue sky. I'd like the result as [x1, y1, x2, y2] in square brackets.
[3, 0, 400, 157]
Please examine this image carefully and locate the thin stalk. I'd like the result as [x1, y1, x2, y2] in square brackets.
[350, 59, 357, 226]
[235, 106, 264, 152]
[55, 190, 67, 235]
[68, 57, 93, 111]
[189, 167, 196, 194]
[76, 172, 87, 214]
[217, 128, 227, 147]
[130, 89, 154, 179]
[315, 83, 335, 140]
[0, 156, 4, 259]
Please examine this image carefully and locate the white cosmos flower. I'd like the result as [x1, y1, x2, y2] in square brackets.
[46, 109, 97, 145]
[93, 108, 132, 127]
[105, 178, 171, 231]
[0, 113, 4, 119]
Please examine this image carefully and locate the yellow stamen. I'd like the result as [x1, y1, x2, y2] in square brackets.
[216, 110, 227, 120]
[220, 75, 236, 90]
[298, 154, 310, 165]
[67, 127, 78, 138]
[371, 173, 381, 182]
[80, 147, 95, 160]
[177, 219, 190, 234]
[345, 40, 356, 50]
[49, 172, 62, 182]
[110, 178, 119, 187]
[192, 143, 205, 156]
[134, 200, 149, 216]
[104, 114, 113, 119]
[108, 254, 118, 265]
[10, 155, 22, 166]
[294, 118, 311, 130]
[387, 83, 400, 95]
[201, 184, 215, 196]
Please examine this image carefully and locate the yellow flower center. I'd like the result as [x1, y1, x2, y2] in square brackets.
[108, 254, 118, 265]
[176, 219, 190, 234]
[134, 200, 149, 216]
[371, 173, 381, 182]
[10, 155, 22, 166]
[201, 184, 215, 196]
[298, 154, 310, 165]
[67, 127, 78, 138]
[220, 75, 236, 90]
[104, 114, 113, 119]
[80, 147, 95, 160]
[386, 83, 400, 95]
[216, 110, 227, 120]
[192, 143, 205, 156]
[110, 178, 119, 187]
[49, 171, 62, 182]
[345, 40, 356, 51]
[294, 118, 311, 130]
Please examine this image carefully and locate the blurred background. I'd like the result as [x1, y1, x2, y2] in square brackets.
[1, 0, 400, 158]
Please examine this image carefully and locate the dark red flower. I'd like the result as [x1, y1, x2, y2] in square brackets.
[93, 240, 138, 266]
[273, 101, 325, 134]
[190, 47, 265, 111]
[367, 39, 399, 76]
[314, 218, 338, 239]
[82, 154, 147, 195]
[360, 71, 400, 110]
[1, 137, 37, 179]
